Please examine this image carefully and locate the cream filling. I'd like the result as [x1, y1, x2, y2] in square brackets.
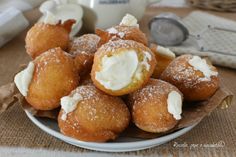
[95, 50, 152, 90]
[107, 27, 118, 34]
[142, 51, 152, 70]
[14, 62, 35, 97]
[43, 11, 59, 25]
[60, 93, 83, 121]
[107, 27, 125, 38]
[188, 56, 218, 81]
[134, 51, 152, 80]
[120, 14, 139, 27]
[167, 91, 182, 120]
[156, 45, 176, 58]
[95, 50, 139, 90]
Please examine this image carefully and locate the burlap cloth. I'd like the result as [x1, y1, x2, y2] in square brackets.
[0, 7, 236, 156]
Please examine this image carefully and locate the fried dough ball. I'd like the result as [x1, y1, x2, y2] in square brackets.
[68, 34, 100, 55]
[91, 40, 157, 96]
[25, 20, 75, 59]
[160, 54, 219, 101]
[96, 25, 148, 47]
[68, 34, 100, 76]
[150, 44, 176, 78]
[128, 79, 183, 133]
[26, 47, 79, 110]
[58, 85, 130, 142]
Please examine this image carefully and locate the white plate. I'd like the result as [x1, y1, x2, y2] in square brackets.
[25, 110, 197, 152]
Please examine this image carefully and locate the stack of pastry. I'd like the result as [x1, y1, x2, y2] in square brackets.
[14, 13, 220, 142]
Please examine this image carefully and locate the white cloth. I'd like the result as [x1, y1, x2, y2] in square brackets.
[170, 11, 236, 69]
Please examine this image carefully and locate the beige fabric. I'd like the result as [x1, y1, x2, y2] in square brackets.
[0, 7, 236, 156]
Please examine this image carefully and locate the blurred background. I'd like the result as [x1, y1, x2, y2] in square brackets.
[1, 0, 236, 69]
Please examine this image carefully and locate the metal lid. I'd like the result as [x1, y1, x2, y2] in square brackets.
[149, 13, 189, 46]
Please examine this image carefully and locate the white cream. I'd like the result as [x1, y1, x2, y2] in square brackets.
[167, 91, 182, 120]
[60, 93, 83, 120]
[43, 11, 59, 25]
[188, 56, 218, 80]
[14, 62, 35, 97]
[120, 14, 139, 27]
[107, 27, 118, 34]
[107, 27, 125, 38]
[156, 46, 176, 58]
[118, 32, 125, 38]
[141, 51, 152, 71]
[95, 50, 139, 90]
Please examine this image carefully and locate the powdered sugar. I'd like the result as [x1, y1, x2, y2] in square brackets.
[98, 39, 147, 53]
[69, 34, 100, 55]
[129, 79, 181, 106]
[161, 55, 218, 89]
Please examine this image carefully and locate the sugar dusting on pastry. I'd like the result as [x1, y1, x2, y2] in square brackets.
[43, 11, 59, 25]
[160, 55, 219, 91]
[167, 91, 182, 120]
[14, 62, 35, 96]
[156, 45, 176, 59]
[69, 34, 100, 55]
[95, 50, 139, 90]
[188, 56, 218, 81]
[120, 14, 139, 27]
[61, 93, 83, 120]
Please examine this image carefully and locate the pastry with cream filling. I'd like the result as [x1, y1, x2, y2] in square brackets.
[128, 79, 183, 133]
[91, 39, 157, 96]
[14, 47, 79, 110]
[25, 12, 75, 59]
[58, 84, 130, 142]
[150, 44, 176, 78]
[68, 34, 100, 76]
[96, 14, 148, 47]
[160, 54, 219, 101]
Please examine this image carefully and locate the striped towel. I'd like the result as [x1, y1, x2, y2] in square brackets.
[170, 11, 236, 69]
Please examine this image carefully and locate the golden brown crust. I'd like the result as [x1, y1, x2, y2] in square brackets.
[68, 34, 100, 55]
[58, 85, 130, 142]
[68, 34, 100, 76]
[96, 25, 148, 47]
[160, 54, 220, 101]
[26, 47, 79, 110]
[58, 111, 117, 142]
[73, 52, 94, 77]
[150, 44, 175, 78]
[128, 79, 182, 133]
[25, 20, 75, 59]
[91, 40, 157, 96]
